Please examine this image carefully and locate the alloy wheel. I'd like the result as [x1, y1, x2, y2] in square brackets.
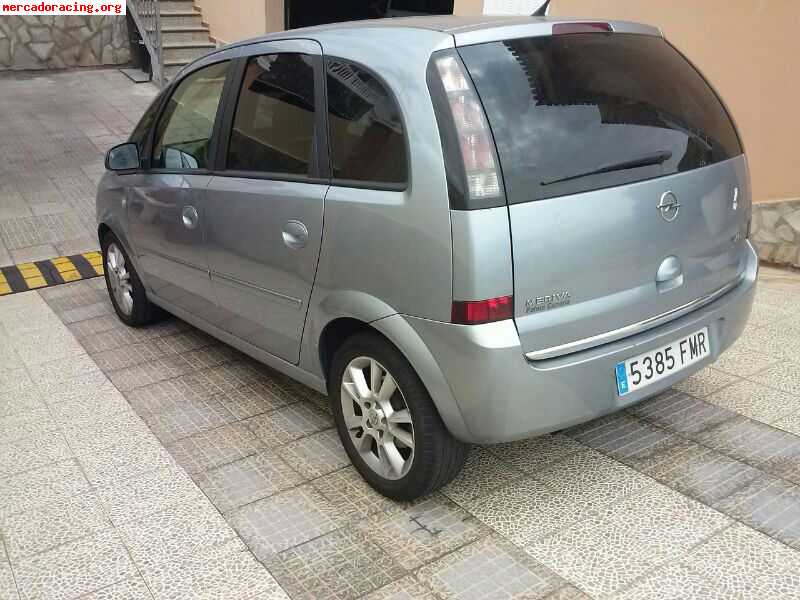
[106, 242, 134, 316]
[340, 356, 415, 480]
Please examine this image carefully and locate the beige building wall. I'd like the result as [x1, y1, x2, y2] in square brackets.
[194, 0, 268, 44]
[546, 0, 799, 205]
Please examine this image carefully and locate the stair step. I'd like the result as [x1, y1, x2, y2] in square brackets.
[157, 26, 211, 43]
[158, 0, 197, 11]
[163, 41, 217, 63]
[158, 11, 204, 27]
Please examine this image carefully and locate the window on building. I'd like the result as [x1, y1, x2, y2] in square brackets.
[227, 53, 317, 176]
[325, 59, 407, 185]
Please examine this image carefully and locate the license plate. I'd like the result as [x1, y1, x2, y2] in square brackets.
[615, 327, 710, 396]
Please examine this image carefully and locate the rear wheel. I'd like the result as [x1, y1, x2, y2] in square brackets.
[330, 331, 468, 500]
[102, 232, 162, 327]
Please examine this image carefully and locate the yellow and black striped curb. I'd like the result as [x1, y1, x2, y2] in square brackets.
[0, 251, 104, 296]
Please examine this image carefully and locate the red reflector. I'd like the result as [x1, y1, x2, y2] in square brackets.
[452, 296, 513, 325]
[552, 22, 613, 35]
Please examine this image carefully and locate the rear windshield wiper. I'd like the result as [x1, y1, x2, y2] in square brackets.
[541, 150, 673, 186]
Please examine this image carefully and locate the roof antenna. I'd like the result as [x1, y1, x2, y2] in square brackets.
[532, 0, 551, 16]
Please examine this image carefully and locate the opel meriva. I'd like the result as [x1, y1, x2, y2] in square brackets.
[98, 16, 757, 499]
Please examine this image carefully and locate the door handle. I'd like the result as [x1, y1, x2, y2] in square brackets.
[282, 220, 309, 250]
[182, 206, 199, 230]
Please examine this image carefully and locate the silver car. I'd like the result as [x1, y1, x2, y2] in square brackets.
[98, 16, 757, 499]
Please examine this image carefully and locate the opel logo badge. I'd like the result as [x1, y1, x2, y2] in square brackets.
[658, 191, 681, 222]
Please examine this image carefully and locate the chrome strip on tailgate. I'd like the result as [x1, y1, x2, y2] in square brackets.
[525, 276, 744, 362]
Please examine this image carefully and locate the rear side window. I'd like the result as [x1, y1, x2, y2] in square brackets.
[459, 34, 743, 203]
[325, 59, 407, 186]
[227, 53, 317, 176]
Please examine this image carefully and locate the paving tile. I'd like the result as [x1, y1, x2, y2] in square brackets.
[107, 355, 196, 392]
[79, 577, 154, 600]
[487, 433, 586, 475]
[96, 466, 206, 526]
[310, 466, 400, 521]
[116, 498, 237, 572]
[0, 492, 110, 562]
[10, 244, 58, 264]
[0, 387, 44, 418]
[0, 367, 34, 394]
[672, 367, 740, 398]
[165, 422, 264, 474]
[619, 523, 800, 599]
[629, 391, 740, 438]
[277, 428, 350, 480]
[361, 576, 437, 600]
[267, 528, 403, 600]
[45, 382, 130, 429]
[62, 409, 152, 456]
[523, 484, 730, 597]
[0, 554, 19, 600]
[468, 451, 652, 545]
[139, 394, 238, 445]
[228, 486, 346, 561]
[705, 379, 800, 424]
[442, 447, 523, 505]
[750, 361, 800, 395]
[0, 407, 59, 443]
[0, 460, 90, 519]
[25, 353, 101, 388]
[143, 540, 287, 600]
[712, 472, 800, 548]
[194, 450, 304, 513]
[38, 369, 111, 403]
[78, 436, 174, 487]
[13, 529, 138, 600]
[0, 429, 72, 478]
[359, 494, 490, 571]
[12, 328, 86, 366]
[246, 403, 333, 448]
[417, 535, 566, 600]
[214, 381, 291, 420]
[775, 409, 800, 437]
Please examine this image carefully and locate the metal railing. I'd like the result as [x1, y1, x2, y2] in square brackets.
[128, 0, 164, 88]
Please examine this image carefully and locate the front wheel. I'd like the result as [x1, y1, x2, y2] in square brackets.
[102, 232, 162, 327]
[330, 331, 468, 500]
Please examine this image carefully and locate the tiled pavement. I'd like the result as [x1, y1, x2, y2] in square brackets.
[3, 69, 800, 599]
[0, 69, 158, 267]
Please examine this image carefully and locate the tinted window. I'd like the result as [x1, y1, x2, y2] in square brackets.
[459, 34, 743, 203]
[326, 59, 407, 185]
[227, 54, 316, 175]
[152, 61, 229, 170]
[129, 91, 164, 152]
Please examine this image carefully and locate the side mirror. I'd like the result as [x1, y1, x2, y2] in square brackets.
[105, 143, 140, 171]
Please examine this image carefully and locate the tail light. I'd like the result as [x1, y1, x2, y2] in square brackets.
[452, 296, 514, 325]
[434, 55, 501, 202]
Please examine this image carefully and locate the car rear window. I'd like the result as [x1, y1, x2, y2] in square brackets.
[458, 33, 743, 204]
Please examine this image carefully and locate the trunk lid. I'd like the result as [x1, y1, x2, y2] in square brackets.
[458, 30, 750, 358]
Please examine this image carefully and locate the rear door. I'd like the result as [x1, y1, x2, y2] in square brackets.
[459, 32, 750, 359]
[203, 40, 328, 364]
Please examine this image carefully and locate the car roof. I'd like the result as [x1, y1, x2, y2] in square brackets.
[223, 15, 662, 51]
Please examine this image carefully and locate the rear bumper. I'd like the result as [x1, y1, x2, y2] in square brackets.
[401, 242, 758, 444]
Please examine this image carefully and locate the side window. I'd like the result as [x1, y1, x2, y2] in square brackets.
[152, 61, 230, 170]
[227, 53, 316, 176]
[129, 90, 164, 153]
[325, 59, 407, 186]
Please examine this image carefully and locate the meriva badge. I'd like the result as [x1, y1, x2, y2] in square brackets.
[525, 291, 572, 314]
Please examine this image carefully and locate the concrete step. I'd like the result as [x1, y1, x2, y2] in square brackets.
[158, 26, 212, 44]
[163, 62, 188, 81]
[159, 10, 204, 28]
[163, 41, 216, 63]
[158, 0, 197, 11]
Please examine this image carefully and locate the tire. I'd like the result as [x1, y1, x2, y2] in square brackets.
[101, 232, 162, 327]
[330, 331, 469, 500]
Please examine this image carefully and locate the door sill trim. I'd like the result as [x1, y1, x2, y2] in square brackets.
[525, 276, 744, 361]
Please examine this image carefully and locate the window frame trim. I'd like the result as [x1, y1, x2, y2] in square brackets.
[145, 50, 241, 176]
[215, 39, 331, 181]
[322, 54, 411, 192]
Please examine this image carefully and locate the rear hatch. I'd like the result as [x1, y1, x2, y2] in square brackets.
[458, 29, 751, 359]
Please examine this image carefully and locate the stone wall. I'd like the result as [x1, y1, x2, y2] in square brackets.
[0, 15, 129, 71]
[751, 199, 800, 268]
